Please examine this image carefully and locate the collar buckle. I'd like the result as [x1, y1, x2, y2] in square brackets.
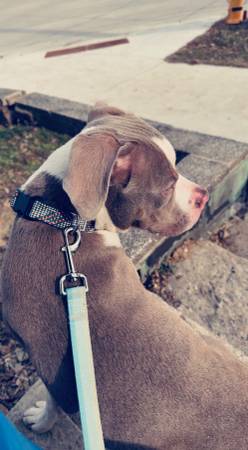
[59, 228, 89, 296]
[11, 190, 38, 220]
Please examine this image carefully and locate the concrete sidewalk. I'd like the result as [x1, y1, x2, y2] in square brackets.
[0, 0, 224, 55]
[1, 11, 248, 143]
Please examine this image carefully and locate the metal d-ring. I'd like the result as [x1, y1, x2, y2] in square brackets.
[59, 227, 88, 296]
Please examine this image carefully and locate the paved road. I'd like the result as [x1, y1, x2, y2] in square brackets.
[0, 0, 225, 55]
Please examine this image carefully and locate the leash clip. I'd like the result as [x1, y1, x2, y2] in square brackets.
[59, 227, 88, 296]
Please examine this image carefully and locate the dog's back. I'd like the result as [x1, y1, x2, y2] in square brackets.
[2, 104, 248, 449]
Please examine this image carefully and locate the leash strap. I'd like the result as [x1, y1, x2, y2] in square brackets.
[66, 286, 105, 450]
[60, 228, 105, 450]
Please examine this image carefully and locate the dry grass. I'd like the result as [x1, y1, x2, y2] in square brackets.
[166, 19, 248, 68]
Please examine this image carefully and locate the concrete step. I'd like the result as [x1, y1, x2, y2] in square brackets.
[211, 209, 248, 260]
[153, 239, 248, 355]
[8, 380, 84, 450]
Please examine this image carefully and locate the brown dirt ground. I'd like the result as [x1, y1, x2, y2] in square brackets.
[166, 19, 248, 68]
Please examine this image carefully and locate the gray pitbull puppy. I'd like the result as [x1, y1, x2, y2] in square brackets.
[2, 105, 248, 450]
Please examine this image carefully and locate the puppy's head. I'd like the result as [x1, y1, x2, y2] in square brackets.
[63, 103, 208, 237]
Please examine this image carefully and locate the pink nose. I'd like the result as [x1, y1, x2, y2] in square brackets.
[191, 187, 209, 209]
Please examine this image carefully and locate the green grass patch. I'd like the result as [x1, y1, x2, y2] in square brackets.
[0, 125, 70, 207]
[0, 125, 69, 172]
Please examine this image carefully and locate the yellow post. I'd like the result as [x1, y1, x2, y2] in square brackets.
[226, 0, 246, 24]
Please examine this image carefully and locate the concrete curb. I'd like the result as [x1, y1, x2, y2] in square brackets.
[0, 88, 25, 125]
[14, 92, 90, 135]
[1, 89, 248, 277]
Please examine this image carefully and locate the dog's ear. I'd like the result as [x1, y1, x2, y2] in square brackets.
[63, 133, 132, 219]
[88, 102, 125, 123]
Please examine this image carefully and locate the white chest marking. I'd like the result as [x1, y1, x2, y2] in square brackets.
[95, 207, 121, 247]
[96, 230, 122, 248]
[95, 206, 116, 232]
[152, 136, 176, 167]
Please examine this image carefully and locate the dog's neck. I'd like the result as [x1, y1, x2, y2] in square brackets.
[24, 171, 121, 245]
[24, 172, 76, 216]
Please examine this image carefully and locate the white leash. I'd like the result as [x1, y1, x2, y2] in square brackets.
[60, 228, 105, 450]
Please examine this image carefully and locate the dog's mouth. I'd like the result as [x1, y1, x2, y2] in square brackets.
[133, 198, 208, 238]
